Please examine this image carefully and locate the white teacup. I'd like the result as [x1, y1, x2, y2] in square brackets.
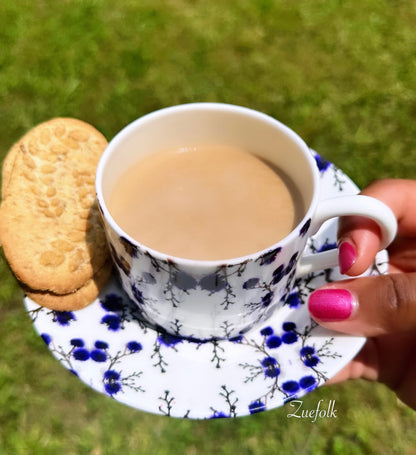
[96, 103, 397, 340]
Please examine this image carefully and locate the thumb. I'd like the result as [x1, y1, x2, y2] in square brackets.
[338, 179, 415, 276]
[308, 272, 416, 336]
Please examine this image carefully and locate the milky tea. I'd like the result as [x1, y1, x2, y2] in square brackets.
[107, 144, 303, 261]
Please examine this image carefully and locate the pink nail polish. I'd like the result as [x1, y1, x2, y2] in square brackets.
[339, 241, 356, 274]
[308, 289, 354, 322]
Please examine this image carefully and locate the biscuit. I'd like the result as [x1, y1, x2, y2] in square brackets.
[25, 261, 113, 311]
[1, 141, 20, 200]
[0, 118, 110, 294]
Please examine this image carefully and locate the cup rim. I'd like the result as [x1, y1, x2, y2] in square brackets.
[95, 102, 321, 267]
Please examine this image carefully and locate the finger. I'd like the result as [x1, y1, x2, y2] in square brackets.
[325, 333, 416, 409]
[325, 338, 379, 384]
[338, 179, 416, 276]
[387, 236, 416, 272]
[308, 272, 416, 336]
[395, 356, 416, 409]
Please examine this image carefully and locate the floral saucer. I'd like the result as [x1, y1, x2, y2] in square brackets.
[24, 153, 388, 419]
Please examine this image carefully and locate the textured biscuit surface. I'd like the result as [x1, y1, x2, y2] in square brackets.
[0, 118, 110, 294]
[1, 141, 20, 200]
[25, 261, 113, 311]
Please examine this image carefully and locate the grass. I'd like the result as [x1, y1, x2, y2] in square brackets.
[0, 0, 415, 453]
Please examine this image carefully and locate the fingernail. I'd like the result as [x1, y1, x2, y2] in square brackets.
[308, 289, 355, 322]
[339, 241, 356, 274]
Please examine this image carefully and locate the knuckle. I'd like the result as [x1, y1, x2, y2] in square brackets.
[381, 273, 416, 331]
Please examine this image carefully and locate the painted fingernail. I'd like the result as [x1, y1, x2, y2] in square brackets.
[308, 289, 355, 322]
[339, 241, 356, 274]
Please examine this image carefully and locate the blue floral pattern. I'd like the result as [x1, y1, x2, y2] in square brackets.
[25, 151, 389, 419]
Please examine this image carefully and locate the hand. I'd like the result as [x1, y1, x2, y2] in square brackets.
[308, 179, 416, 410]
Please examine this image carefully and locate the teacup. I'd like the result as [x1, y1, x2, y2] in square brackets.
[96, 103, 397, 340]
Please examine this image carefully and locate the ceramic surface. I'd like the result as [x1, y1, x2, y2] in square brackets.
[24, 154, 388, 418]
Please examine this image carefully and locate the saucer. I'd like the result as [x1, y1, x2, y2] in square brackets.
[24, 152, 389, 419]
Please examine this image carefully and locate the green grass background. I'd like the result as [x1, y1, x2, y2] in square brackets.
[0, 0, 415, 453]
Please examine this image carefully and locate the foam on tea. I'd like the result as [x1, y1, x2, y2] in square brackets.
[107, 145, 301, 260]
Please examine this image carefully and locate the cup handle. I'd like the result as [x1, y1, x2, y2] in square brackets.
[296, 195, 397, 276]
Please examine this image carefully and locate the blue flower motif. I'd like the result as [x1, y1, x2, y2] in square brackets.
[261, 357, 280, 378]
[91, 349, 107, 362]
[261, 291, 274, 307]
[299, 218, 311, 237]
[282, 380, 300, 394]
[104, 370, 120, 380]
[264, 368, 280, 379]
[100, 293, 124, 312]
[172, 271, 198, 291]
[101, 314, 122, 331]
[260, 326, 274, 336]
[300, 346, 320, 367]
[286, 268, 296, 284]
[132, 283, 145, 304]
[314, 154, 331, 172]
[261, 356, 277, 367]
[210, 411, 229, 419]
[300, 346, 315, 356]
[282, 331, 298, 344]
[317, 242, 337, 252]
[242, 277, 260, 289]
[186, 336, 209, 344]
[299, 375, 317, 390]
[158, 333, 183, 347]
[200, 273, 228, 292]
[104, 382, 122, 395]
[248, 400, 266, 414]
[258, 247, 282, 265]
[41, 333, 51, 346]
[104, 370, 122, 396]
[266, 335, 282, 349]
[70, 338, 84, 348]
[95, 340, 109, 350]
[304, 357, 319, 367]
[285, 253, 298, 275]
[229, 335, 243, 343]
[73, 348, 90, 361]
[54, 311, 76, 326]
[127, 341, 143, 352]
[286, 291, 302, 308]
[271, 264, 285, 285]
[282, 322, 296, 331]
